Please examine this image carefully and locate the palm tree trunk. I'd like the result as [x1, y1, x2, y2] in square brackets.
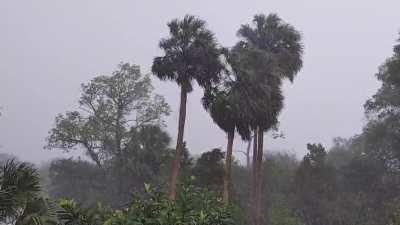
[254, 128, 264, 225]
[251, 128, 258, 225]
[246, 136, 252, 169]
[168, 86, 187, 200]
[223, 130, 235, 205]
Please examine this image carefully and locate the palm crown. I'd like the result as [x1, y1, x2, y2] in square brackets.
[238, 14, 303, 82]
[232, 14, 303, 131]
[152, 15, 224, 92]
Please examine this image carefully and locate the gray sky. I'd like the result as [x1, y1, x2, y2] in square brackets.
[1, 0, 399, 163]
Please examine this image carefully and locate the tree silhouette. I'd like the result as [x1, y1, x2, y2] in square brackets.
[152, 15, 224, 200]
[236, 13, 303, 225]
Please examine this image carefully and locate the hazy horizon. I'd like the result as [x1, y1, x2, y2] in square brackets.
[1, 0, 399, 164]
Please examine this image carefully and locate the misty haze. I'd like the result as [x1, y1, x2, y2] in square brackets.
[1, 1, 400, 225]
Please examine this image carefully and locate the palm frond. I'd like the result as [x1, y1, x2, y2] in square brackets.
[152, 14, 224, 93]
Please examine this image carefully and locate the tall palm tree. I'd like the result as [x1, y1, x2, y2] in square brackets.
[202, 81, 252, 205]
[228, 43, 283, 224]
[202, 88, 235, 205]
[152, 15, 224, 200]
[203, 44, 281, 205]
[237, 14, 303, 225]
[202, 44, 266, 205]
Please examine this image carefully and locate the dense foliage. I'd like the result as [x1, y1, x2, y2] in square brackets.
[45, 63, 171, 208]
[0, 160, 236, 225]
[104, 183, 236, 225]
[0, 160, 57, 225]
[3, 12, 400, 225]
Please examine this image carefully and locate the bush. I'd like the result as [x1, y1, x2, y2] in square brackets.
[104, 183, 236, 225]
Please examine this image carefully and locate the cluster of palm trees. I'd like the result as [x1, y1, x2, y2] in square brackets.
[152, 13, 303, 225]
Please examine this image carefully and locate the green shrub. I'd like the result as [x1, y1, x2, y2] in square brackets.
[104, 183, 236, 225]
[57, 199, 111, 225]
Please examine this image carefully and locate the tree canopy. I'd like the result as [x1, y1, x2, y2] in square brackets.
[46, 63, 170, 167]
[152, 15, 224, 93]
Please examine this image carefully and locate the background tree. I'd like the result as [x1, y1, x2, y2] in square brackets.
[46, 125, 172, 208]
[47, 158, 106, 207]
[46, 62, 170, 168]
[293, 144, 338, 225]
[363, 33, 400, 170]
[152, 15, 224, 200]
[45, 63, 171, 208]
[191, 148, 225, 192]
[263, 153, 300, 225]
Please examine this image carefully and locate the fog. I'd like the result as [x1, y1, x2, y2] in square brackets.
[1, 0, 399, 163]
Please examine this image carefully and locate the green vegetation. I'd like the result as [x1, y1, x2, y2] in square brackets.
[0, 160, 234, 225]
[0, 160, 57, 225]
[2, 12, 400, 225]
[152, 15, 225, 200]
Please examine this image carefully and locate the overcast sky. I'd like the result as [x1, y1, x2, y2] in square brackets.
[1, 0, 399, 163]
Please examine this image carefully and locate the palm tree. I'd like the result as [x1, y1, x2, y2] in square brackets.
[152, 15, 224, 200]
[202, 45, 263, 205]
[0, 160, 57, 225]
[237, 14, 303, 225]
[202, 86, 242, 205]
[228, 43, 283, 224]
[203, 45, 280, 205]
